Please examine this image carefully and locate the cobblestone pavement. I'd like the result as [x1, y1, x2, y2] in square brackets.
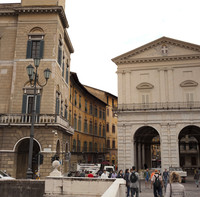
[131, 176, 199, 197]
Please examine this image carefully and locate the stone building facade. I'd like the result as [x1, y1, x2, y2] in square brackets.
[0, 0, 74, 178]
[69, 73, 107, 171]
[85, 86, 118, 166]
[112, 37, 200, 173]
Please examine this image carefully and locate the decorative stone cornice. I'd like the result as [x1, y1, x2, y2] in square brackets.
[0, 6, 69, 28]
[115, 54, 200, 64]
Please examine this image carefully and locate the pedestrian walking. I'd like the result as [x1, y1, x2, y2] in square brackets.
[194, 170, 200, 188]
[124, 169, 130, 197]
[151, 169, 163, 197]
[144, 168, 150, 188]
[129, 166, 140, 197]
[163, 168, 169, 192]
[165, 171, 186, 197]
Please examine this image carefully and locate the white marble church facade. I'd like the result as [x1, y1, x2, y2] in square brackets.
[112, 37, 200, 172]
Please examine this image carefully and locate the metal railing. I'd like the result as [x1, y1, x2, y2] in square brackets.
[0, 113, 74, 134]
[114, 101, 200, 112]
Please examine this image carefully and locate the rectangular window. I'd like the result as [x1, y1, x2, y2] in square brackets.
[112, 140, 115, 149]
[85, 100, 88, 113]
[112, 98, 114, 108]
[99, 108, 102, 119]
[94, 105, 97, 117]
[58, 40, 62, 66]
[26, 36, 44, 59]
[74, 91, 77, 106]
[107, 140, 110, 149]
[79, 95, 81, 109]
[112, 125, 115, 133]
[65, 63, 69, 84]
[103, 110, 106, 120]
[107, 109, 109, 116]
[106, 123, 109, 132]
[78, 116, 81, 131]
[89, 103, 93, 115]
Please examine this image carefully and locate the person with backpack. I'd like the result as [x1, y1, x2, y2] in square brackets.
[129, 166, 139, 197]
[151, 169, 163, 197]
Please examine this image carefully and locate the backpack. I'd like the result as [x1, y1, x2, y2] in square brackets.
[154, 175, 161, 188]
[130, 172, 138, 183]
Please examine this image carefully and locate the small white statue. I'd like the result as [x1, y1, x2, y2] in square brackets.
[49, 160, 62, 177]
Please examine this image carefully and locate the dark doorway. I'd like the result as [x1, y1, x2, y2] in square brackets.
[179, 125, 200, 174]
[134, 126, 161, 170]
[16, 138, 40, 179]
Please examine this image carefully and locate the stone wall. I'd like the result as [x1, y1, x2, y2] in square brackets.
[0, 180, 45, 197]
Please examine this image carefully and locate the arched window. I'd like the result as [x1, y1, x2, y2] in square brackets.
[26, 27, 44, 59]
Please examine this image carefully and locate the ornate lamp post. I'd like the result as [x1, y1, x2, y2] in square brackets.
[26, 58, 51, 179]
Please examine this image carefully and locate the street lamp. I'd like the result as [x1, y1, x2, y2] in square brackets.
[26, 58, 51, 179]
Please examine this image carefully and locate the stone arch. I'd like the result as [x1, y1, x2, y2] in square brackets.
[134, 126, 161, 170]
[13, 137, 42, 152]
[178, 125, 200, 175]
[29, 27, 44, 34]
[15, 137, 41, 179]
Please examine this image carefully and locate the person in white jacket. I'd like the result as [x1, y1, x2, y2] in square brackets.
[165, 172, 186, 197]
[101, 170, 108, 178]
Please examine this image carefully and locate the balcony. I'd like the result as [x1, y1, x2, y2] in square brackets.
[114, 101, 200, 112]
[0, 113, 74, 134]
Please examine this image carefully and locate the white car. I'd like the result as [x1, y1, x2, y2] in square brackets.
[0, 170, 15, 180]
[169, 167, 187, 183]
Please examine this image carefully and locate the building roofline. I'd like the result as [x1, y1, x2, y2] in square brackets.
[70, 72, 108, 106]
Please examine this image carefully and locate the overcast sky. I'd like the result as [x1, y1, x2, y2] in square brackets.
[1, 0, 200, 96]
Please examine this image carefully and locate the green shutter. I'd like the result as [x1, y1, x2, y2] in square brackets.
[26, 40, 32, 59]
[22, 94, 27, 114]
[39, 40, 44, 59]
[36, 95, 41, 114]
[58, 46, 62, 66]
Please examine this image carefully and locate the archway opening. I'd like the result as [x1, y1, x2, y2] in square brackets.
[134, 126, 161, 170]
[179, 125, 200, 175]
[16, 138, 40, 179]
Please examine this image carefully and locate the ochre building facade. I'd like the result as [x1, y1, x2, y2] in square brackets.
[85, 86, 118, 166]
[69, 73, 107, 170]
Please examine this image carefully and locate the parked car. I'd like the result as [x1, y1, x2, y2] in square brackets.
[169, 167, 187, 183]
[0, 170, 15, 180]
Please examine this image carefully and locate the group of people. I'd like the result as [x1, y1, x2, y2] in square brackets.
[123, 167, 187, 197]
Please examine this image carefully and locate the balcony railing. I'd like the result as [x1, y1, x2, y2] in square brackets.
[114, 101, 200, 112]
[0, 113, 74, 134]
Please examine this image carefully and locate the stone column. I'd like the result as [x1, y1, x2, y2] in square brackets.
[117, 72, 123, 105]
[159, 70, 166, 102]
[125, 71, 131, 104]
[134, 142, 137, 169]
[168, 69, 174, 102]
[142, 144, 145, 169]
[124, 125, 132, 170]
[138, 143, 142, 170]
[117, 124, 125, 171]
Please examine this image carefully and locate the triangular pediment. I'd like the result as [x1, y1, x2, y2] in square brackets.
[112, 37, 200, 64]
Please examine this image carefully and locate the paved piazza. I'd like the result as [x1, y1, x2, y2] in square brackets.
[138, 176, 199, 197]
